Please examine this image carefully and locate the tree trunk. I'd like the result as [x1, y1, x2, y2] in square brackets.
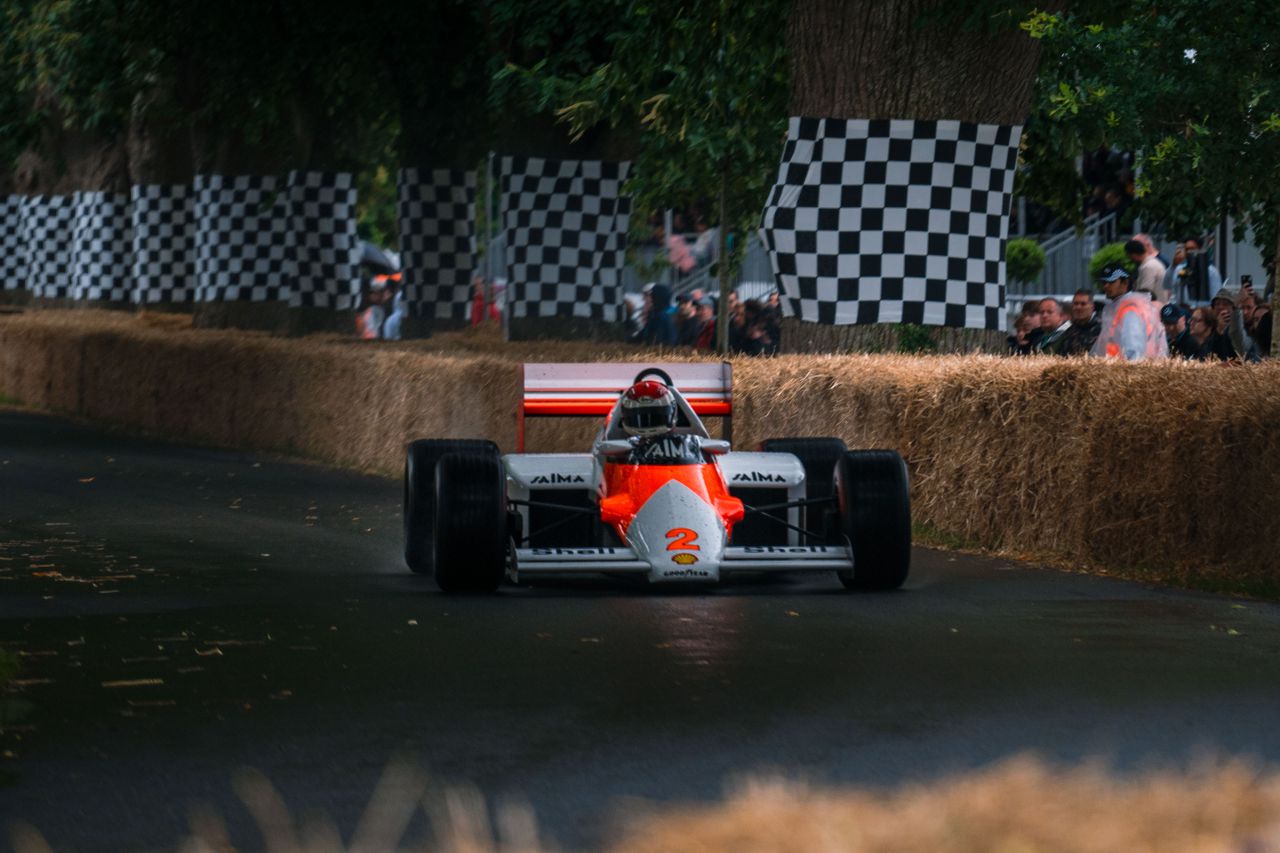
[779, 0, 1048, 354]
[717, 160, 731, 353]
[788, 1, 1046, 124]
[1273, 211, 1279, 359]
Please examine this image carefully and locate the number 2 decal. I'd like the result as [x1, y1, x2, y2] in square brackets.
[666, 528, 700, 551]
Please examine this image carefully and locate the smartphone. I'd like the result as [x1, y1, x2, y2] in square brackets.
[1241, 274, 1253, 287]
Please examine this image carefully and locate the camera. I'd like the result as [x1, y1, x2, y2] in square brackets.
[1179, 250, 1211, 302]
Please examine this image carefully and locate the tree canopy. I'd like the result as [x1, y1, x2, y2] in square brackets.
[1021, 0, 1280, 263]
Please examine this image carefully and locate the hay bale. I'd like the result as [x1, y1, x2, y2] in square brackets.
[1, 308, 1277, 590]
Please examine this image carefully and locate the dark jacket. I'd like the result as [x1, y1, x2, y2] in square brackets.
[642, 284, 677, 346]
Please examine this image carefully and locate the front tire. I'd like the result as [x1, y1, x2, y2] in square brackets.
[835, 450, 911, 591]
[433, 450, 508, 593]
[404, 439, 499, 574]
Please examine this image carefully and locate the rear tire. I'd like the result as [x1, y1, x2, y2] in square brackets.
[404, 439, 499, 574]
[835, 450, 911, 591]
[433, 450, 508, 593]
[759, 437, 847, 540]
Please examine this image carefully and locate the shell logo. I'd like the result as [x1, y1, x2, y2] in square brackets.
[671, 552, 699, 565]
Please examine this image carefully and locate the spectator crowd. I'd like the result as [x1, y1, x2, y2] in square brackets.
[626, 282, 782, 356]
[1008, 232, 1273, 362]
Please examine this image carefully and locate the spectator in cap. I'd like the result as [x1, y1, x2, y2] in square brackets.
[1161, 303, 1199, 359]
[1091, 264, 1169, 360]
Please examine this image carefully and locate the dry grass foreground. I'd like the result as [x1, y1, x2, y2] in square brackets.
[1, 309, 1279, 594]
[9, 756, 1280, 851]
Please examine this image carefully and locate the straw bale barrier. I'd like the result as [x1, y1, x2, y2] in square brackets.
[2, 309, 1278, 593]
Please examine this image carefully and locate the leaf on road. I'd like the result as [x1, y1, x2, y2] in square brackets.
[786, 610, 800, 617]
[101, 678, 164, 688]
[78, 477, 95, 484]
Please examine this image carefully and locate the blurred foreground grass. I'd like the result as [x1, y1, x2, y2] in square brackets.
[9, 756, 1280, 852]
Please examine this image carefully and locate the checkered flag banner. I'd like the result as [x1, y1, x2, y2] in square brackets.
[397, 168, 475, 320]
[287, 171, 360, 310]
[500, 156, 631, 322]
[193, 174, 292, 303]
[0, 195, 25, 290]
[21, 195, 76, 298]
[70, 192, 132, 302]
[761, 117, 1022, 331]
[132, 184, 196, 303]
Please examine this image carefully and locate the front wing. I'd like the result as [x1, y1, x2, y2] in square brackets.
[511, 544, 852, 578]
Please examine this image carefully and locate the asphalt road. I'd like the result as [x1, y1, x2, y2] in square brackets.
[2, 409, 1279, 851]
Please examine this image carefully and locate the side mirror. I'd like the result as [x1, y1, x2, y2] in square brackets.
[599, 439, 633, 457]
[701, 439, 731, 455]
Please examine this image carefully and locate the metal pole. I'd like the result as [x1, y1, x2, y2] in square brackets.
[487, 151, 495, 284]
[663, 209, 674, 286]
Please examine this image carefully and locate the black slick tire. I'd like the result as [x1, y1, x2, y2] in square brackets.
[760, 437, 848, 538]
[404, 439, 499, 574]
[835, 450, 911, 591]
[433, 450, 508, 593]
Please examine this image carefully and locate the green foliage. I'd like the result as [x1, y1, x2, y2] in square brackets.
[1005, 238, 1046, 285]
[1089, 242, 1131, 281]
[896, 323, 938, 354]
[1022, 0, 1280, 263]
[527, 0, 790, 274]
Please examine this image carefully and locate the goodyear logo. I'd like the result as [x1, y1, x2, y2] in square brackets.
[671, 552, 698, 565]
[664, 568, 711, 578]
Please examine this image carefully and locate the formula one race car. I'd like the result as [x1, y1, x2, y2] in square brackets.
[403, 363, 910, 593]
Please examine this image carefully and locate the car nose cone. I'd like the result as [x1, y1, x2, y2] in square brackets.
[627, 480, 724, 582]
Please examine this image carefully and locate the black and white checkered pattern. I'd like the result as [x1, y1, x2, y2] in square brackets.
[287, 171, 360, 310]
[397, 168, 475, 320]
[21, 195, 76, 298]
[132, 184, 196, 303]
[501, 156, 631, 322]
[193, 174, 292, 303]
[70, 192, 132, 302]
[0, 195, 25, 290]
[760, 117, 1021, 331]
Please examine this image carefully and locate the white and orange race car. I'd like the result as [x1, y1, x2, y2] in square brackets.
[403, 363, 910, 593]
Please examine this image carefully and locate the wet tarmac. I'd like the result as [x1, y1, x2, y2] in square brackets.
[2, 409, 1280, 851]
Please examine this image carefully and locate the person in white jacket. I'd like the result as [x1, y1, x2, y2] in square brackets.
[1090, 265, 1169, 361]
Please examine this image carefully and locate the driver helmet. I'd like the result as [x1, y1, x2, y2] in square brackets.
[620, 381, 677, 437]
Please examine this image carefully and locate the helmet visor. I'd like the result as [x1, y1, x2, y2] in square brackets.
[624, 401, 674, 435]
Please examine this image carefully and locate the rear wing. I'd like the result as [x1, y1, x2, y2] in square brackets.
[518, 362, 732, 451]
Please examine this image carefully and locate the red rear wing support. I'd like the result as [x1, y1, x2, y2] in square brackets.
[517, 362, 733, 452]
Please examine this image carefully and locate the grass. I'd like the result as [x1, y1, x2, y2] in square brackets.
[910, 521, 987, 552]
[11, 756, 1280, 851]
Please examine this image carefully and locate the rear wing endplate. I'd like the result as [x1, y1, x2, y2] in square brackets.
[518, 362, 732, 451]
